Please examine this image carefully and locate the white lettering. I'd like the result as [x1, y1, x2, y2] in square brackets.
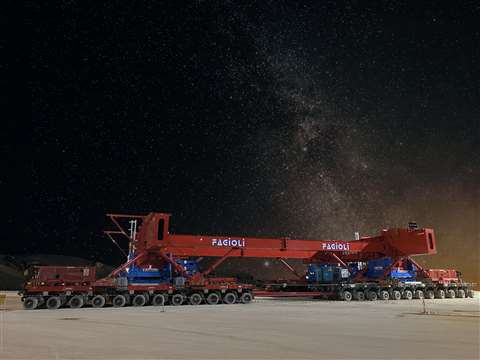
[211, 238, 246, 248]
[322, 242, 351, 251]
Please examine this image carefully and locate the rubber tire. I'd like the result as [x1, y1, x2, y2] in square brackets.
[68, 295, 84, 309]
[447, 289, 456, 299]
[415, 290, 424, 299]
[223, 292, 237, 304]
[91, 295, 106, 308]
[426, 290, 435, 299]
[143, 293, 150, 304]
[467, 290, 474, 298]
[403, 290, 413, 300]
[189, 293, 203, 305]
[392, 290, 402, 301]
[457, 289, 466, 298]
[436, 289, 446, 299]
[152, 294, 166, 306]
[240, 292, 253, 304]
[24, 297, 39, 310]
[355, 291, 365, 301]
[113, 294, 127, 307]
[367, 291, 378, 301]
[206, 293, 220, 305]
[342, 291, 353, 302]
[379, 290, 390, 300]
[171, 294, 184, 306]
[46, 296, 62, 310]
[132, 294, 146, 307]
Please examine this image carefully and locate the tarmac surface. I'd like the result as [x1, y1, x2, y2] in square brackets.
[0, 291, 479, 359]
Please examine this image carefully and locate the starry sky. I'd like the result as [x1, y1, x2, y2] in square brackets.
[9, 2, 480, 281]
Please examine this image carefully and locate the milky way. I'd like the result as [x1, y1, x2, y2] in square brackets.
[12, 2, 480, 283]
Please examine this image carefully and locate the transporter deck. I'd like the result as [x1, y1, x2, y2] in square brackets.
[255, 281, 475, 301]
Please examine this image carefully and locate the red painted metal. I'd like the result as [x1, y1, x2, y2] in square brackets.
[24, 266, 96, 295]
[106, 213, 437, 272]
[21, 212, 472, 307]
[97, 212, 439, 291]
[28, 266, 96, 286]
[330, 253, 348, 268]
[107, 251, 146, 278]
[190, 248, 237, 284]
[277, 258, 304, 279]
[426, 269, 459, 284]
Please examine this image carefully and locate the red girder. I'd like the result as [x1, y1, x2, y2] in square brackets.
[105, 212, 437, 269]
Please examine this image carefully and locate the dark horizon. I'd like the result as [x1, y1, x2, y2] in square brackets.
[6, 2, 480, 282]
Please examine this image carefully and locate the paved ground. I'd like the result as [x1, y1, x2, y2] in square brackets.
[0, 291, 478, 359]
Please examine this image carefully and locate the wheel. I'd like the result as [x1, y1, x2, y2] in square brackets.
[457, 289, 466, 298]
[46, 296, 62, 310]
[189, 293, 203, 305]
[240, 292, 253, 304]
[171, 294, 184, 306]
[467, 289, 474, 298]
[112, 294, 127, 307]
[132, 294, 146, 307]
[447, 289, 456, 299]
[68, 295, 84, 309]
[379, 290, 390, 300]
[23, 297, 39, 310]
[342, 291, 353, 302]
[91, 295, 106, 308]
[367, 291, 378, 301]
[223, 292, 237, 304]
[436, 289, 446, 299]
[403, 290, 413, 300]
[392, 290, 402, 301]
[143, 293, 150, 304]
[354, 291, 365, 301]
[151, 294, 166, 306]
[426, 289, 435, 299]
[415, 290, 424, 299]
[206, 292, 220, 305]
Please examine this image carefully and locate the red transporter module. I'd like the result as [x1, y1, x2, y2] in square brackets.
[22, 266, 96, 310]
[20, 212, 473, 309]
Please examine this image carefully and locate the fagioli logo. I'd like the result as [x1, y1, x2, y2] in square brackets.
[211, 238, 246, 247]
[322, 242, 350, 251]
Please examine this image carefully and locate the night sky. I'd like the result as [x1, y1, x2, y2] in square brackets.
[8, 2, 480, 280]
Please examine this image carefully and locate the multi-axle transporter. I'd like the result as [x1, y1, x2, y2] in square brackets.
[20, 212, 474, 309]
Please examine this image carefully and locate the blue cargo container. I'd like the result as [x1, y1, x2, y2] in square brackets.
[390, 268, 416, 279]
[125, 258, 199, 284]
[366, 257, 417, 280]
[307, 258, 418, 283]
[306, 264, 349, 283]
[322, 266, 334, 282]
[366, 258, 393, 279]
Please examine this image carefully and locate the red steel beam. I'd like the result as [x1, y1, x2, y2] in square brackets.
[105, 231, 128, 258]
[330, 253, 348, 268]
[156, 250, 189, 278]
[104, 213, 437, 263]
[199, 248, 237, 277]
[277, 258, 304, 280]
[107, 251, 146, 278]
